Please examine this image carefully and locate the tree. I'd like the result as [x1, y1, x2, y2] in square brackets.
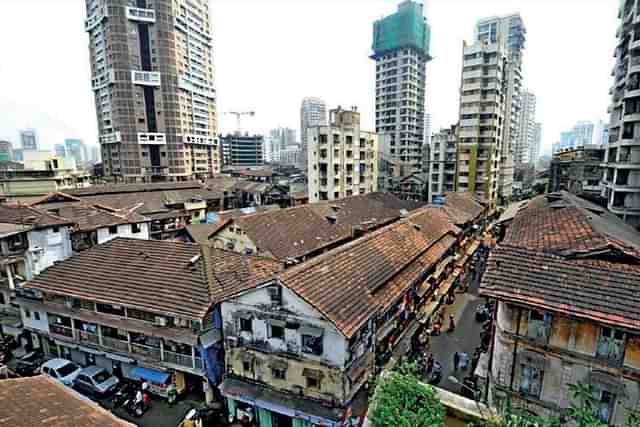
[369, 362, 445, 427]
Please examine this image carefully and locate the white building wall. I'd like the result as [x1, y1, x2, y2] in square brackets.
[96, 222, 150, 245]
[221, 285, 348, 368]
[27, 226, 72, 276]
[21, 307, 49, 333]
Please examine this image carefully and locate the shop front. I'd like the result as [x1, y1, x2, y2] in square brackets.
[220, 377, 344, 427]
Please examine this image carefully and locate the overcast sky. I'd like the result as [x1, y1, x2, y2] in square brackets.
[0, 0, 617, 155]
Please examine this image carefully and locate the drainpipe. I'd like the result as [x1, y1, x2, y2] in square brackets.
[509, 307, 522, 392]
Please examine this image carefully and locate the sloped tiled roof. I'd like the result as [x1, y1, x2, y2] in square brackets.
[441, 192, 485, 225]
[481, 192, 640, 329]
[25, 238, 281, 320]
[0, 203, 73, 229]
[279, 207, 460, 338]
[0, 376, 134, 427]
[226, 192, 425, 261]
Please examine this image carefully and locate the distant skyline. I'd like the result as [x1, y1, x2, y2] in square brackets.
[0, 0, 617, 156]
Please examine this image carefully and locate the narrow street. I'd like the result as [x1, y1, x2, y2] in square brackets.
[422, 248, 489, 395]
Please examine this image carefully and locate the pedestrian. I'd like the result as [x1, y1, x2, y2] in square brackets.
[426, 353, 434, 373]
[449, 314, 456, 332]
[453, 352, 460, 371]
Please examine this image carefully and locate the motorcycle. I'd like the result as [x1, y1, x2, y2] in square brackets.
[427, 360, 442, 385]
[123, 391, 150, 417]
[111, 383, 136, 409]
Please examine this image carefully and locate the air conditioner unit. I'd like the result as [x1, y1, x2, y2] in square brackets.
[226, 336, 239, 348]
[154, 316, 168, 327]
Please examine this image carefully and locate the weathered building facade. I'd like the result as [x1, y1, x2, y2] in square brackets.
[481, 192, 640, 425]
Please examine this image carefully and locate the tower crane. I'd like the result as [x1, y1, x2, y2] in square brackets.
[223, 110, 255, 134]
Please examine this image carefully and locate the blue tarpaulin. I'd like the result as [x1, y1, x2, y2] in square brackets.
[131, 366, 170, 384]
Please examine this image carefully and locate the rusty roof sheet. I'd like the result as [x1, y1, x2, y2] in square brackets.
[279, 207, 460, 338]
[481, 192, 640, 328]
[0, 376, 135, 427]
[442, 192, 485, 223]
[68, 181, 203, 196]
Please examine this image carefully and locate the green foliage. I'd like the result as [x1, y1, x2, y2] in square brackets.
[369, 362, 445, 427]
[626, 405, 640, 427]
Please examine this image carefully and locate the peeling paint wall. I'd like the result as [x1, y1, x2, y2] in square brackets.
[211, 222, 261, 256]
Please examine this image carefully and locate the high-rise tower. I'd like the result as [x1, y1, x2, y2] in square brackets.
[475, 14, 526, 203]
[300, 97, 327, 170]
[515, 90, 536, 164]
[371, 0, 431, 179]
[85, 0, 220, 182]
[603, 0, 640, 229]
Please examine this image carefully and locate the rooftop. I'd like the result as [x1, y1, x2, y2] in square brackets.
[481, 192, 640, 330]
[0, 376, 134, 427]
[24, 238, 281, 320]
[279, 206, 460, 338]
[225, 192, 425, 261]
[0, 203, 73, 229]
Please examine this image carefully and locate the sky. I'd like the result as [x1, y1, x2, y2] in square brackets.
[0, 0, 618, 156]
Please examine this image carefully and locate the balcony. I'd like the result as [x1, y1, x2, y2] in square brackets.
[126, 6, 156, 23]
[131, 71, 161, 87]
[102, 336, 129, 353]
[49, 324, 73, 339]
[77, 330, 99, 345]
[100, 131, 121, 145]
[131, 342, 162, 360]
[84, 5, 108, 32]
[137, 132, 166, 145]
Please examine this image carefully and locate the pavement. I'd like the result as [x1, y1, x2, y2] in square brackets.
[102, 394, 200, 427]
[423, 250, 489, 395]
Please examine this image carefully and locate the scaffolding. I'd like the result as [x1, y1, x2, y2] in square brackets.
[371, 0, 432, 60]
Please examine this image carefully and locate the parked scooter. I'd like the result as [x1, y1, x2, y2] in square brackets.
[123, 388, 150, 417]
[111, 382, 136, 409]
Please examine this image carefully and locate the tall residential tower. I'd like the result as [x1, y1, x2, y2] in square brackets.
[604, 0, 640, 229]
[300, 97, 327, 170]
[514, 90, 536, 164]
[371, 0, 431, 178]
[85, 0, 220, 182]
[475, 14, 526, 202]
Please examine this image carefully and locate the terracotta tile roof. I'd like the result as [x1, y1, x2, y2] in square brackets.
[441, 192, 485, 224]
[24, 238, 281, 320]
[54, 204, 148, 233]
[481, 192, 640, 328]
[238, 168, 273, 178]
[68, 181, 203, 196]
[279, 207, 460, 338]
[206, 247, 283, 303]
[0, 203, 73, 229]
[228, 192, 425, 261]
[0, 376, 134, 427]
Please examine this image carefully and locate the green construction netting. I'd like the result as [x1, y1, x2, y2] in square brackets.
[372, 1, 431, 58]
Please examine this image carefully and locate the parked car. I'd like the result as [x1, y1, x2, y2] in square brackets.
[15, 351, 44, 377]
[73, 366, 120, 398]
[40, 358, 81, 386]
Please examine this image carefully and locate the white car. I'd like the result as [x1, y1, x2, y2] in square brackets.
[41, 358, 81, 386]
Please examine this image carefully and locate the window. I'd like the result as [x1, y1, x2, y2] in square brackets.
[301, 328, 324, 356]
[519, 365, 543, 398]
[306, 376, 320, 389]
[240, 317, 252, 333]
[526, 310, 552, 342]
[596, 327, 625, 363]
[108, 225, 118, 235]
[131, 223, 141, 234]
[23, 309, 31, 318]
[272, 367, 286, 380]
[592, 387, 615, 424]
[269, 324, 285, 340]
[34, 312, 40, 321]
[52, 226, 60, 233]
[242, 361, 251, 372]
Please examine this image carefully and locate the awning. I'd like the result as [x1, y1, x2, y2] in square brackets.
[269, 319, 286, 327]
[219, 378, 343, 426]
[131, 366, 171, 385]
[199, 328, 221, 348]
[299, 325, 323, 337]
[78, 346, 105, 356]
[104, 353, 135, 364]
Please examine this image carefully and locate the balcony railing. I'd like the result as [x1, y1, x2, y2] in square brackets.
[102, 336, 129, 352]
[131, 342, 162, 360]
[164, 350, 195, 368]
[49, 324, 73, 338]
[78, 330, 99, 345]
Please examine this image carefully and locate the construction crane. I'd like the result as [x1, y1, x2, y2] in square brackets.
[223, 110, 255, 134]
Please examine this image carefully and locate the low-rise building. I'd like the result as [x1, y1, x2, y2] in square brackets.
[307, 106, 379, 202]
[19, 238, 282, 403]
[209, 192, 424, 263]
[549, 144, 604, 198]
[219, 206, 466, 426]
[222, 134, 265, 168]
[480, 192, 640, 424]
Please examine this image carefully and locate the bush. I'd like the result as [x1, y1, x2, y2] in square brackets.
[369, 363, 445, 427]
